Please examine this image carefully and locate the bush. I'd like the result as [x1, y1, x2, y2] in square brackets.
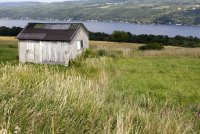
[82, 48, 96, 58]
[111, 31, 131, 42]
[139, 43, 164, 50]
[96, 49, 108, 57]
[68, 57, 84, 67]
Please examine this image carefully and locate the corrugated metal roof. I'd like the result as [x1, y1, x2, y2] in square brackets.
[17, 23, 88, 42]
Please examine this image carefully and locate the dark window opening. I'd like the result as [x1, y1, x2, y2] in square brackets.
[81, 40, 84, 48]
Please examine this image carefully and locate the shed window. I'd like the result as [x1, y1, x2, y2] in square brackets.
[77, 40, 84, 50]
[81, 40, 84, 48]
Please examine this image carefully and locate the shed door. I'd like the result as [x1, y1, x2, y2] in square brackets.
[26, 41, 35, 62]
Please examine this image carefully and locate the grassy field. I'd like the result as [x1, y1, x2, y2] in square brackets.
[0, 37, 200, 133]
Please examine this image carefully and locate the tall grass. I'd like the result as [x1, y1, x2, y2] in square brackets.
[0, 58, 198, 133]
[0, 38, 200, 133]
[90, 41, 200, 58]
[0, 39, 18, 62]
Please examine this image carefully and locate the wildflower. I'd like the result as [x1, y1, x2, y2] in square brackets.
[0, 129, 7, 134]
[14, 126, 20, 134]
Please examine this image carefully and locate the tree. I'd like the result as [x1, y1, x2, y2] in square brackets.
[0, 26, 22, 36]
[111, 31, 131, 42]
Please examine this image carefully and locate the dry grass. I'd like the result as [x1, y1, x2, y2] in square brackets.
[0, 37, 17, 47]
[0, 38, 200, 133]
[0, 36, 200, 58]
[90, 41, 143, 49]
[0, 36, 16, 41]
[90, 41, 200, 58]
[0, 59, 197, 134]
[139, 46, 200, 58]
[1, 37, 200, 58]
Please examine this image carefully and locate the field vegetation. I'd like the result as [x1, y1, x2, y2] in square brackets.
[0, 37, 200, 133]
[1, 26, 200, 48]
[90, 31, 200, 48]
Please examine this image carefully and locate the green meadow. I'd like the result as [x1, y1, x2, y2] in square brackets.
[0, 37, 200, 133]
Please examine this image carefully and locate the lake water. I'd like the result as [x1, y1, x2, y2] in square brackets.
[1, 19, 200, 37]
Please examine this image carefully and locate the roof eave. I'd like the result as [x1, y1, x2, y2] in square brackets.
[18, 39, 71, 42]
[16, 23, 31, 39]
[69, 24, 89, 42]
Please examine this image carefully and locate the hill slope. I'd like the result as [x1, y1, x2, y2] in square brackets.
[0, 0, 200, 25]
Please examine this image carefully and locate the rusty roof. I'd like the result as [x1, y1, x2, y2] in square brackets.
[17, 23, 88, 42]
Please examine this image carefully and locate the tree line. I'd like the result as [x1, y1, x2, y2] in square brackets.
[90, 31, 200, 47]
[0, 26, 22, 36]
[0, 26, 200, 47]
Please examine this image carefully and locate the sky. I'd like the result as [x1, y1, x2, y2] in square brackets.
[0, 0, 73, 2]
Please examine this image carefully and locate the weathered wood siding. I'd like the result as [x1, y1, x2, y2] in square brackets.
[69, 27, 89, 59]
[18, 26, 89, 65]
[18, 41, 25, 63]
[18, 41, 70, 65]
[40, 41, 70, 65]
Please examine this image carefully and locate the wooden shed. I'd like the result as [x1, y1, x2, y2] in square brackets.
[17, 23, 89, 66]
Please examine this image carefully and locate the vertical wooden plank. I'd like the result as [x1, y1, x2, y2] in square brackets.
[34, 41, 40, 63]
[42, 42, 45, 63]
[59, 42, 63, 63]
[47, 42, 50, 63]
[54, 42, 60, 63]
[53, 42, 56, 63]
[49, 42, 51, 62]
[61, 42, 64, 63]
[40, 41, 43, 63]
[51, 42, 55, 63]
[19, 41, 26, 63]
[62, 43, 70, 66]
[42, 41, 47, 63]
[26, 41, 35, 62]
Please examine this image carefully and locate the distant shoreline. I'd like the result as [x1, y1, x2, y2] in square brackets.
[1, 19, 200, 38]
[1, 18, 200, 27]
